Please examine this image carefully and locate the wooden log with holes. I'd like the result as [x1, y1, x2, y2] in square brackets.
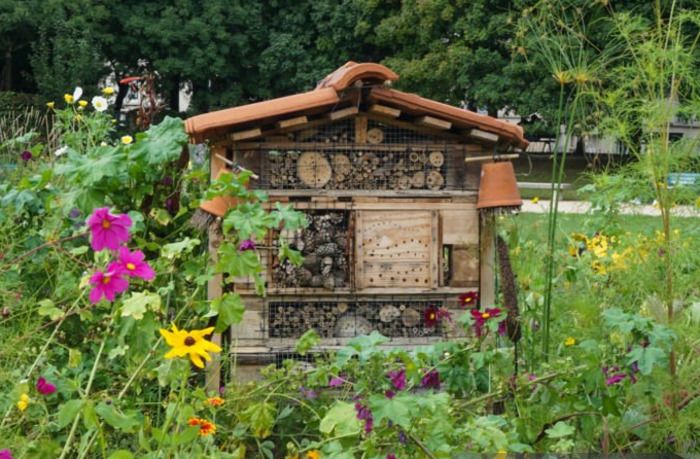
[297, 151, 332, 188]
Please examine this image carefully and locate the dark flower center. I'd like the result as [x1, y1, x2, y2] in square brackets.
[184, 336, 196, 346]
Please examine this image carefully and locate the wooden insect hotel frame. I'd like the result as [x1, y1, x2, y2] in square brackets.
[185, 62, 527, 382]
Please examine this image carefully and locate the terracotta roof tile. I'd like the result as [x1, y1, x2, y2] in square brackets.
[184, 62, 526, 148]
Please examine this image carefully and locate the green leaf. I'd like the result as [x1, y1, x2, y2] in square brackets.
[319, 401, 361, 436]
[37, 299, 63, 320]
[121, 291, 161, 320]
[368, 393, 414, 429]
[108, 451, 134, 459]
[210, 292, 245, 332]
[82, 401, 99, 430]
[241, 402, 276, 439]
[128, 116, 188, 166]
[627, 345, 666, 375]
[215, 242, 262, 277]
[223, 203, 275, 240]
[295, 329, 320, 356]
[545, 421, 575, 439]
[272, 202, 308, 231]
[69, 246, 89, 256]
[161, 238, 200, 260]
[279, 240, 303, 266]
[95, 402, 140, 432]
[57, 400, 84, 428]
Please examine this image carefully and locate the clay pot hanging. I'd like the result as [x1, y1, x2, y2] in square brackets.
[476, 161, 522, 210]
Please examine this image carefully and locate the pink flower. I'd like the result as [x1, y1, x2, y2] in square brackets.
[88, 268, 129, 303]
[115, 247, 155, 280]
[87, 207, 132, 251]
[329, 376, 345, 387]
[36, 377, 56, 395]
[0, 449, 14, 459]
[458, 291, 479, 308]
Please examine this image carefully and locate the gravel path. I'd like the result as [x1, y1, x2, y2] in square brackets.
[522, 200, 700, 218]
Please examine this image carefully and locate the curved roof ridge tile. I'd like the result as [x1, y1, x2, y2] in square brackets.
[315, 61, 399, 91]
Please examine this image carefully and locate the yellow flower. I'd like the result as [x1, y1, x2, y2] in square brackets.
[531, 196, 540, 204]
[64, 94, 74, 104]
[206, 396, 225, 407]
[121, 135, 133, 145]
[188, 417, 216, 436]
[46, 101, 55, 109]
[78, 100, 88, 108]
[74, 114, 83, 122]
[306, 451, 321, 459]
[102, 87, 115, 96]
[564, 337, 576, 347]
[17, 393, 30, 411]
[159, 324, 221, 368]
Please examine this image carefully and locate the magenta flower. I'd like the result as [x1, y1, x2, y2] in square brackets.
[88, 268, 129, 303]
[385, 390, 395, 399]
[329, 376, 345, 387]
[387, 454, 396, 459]
[115, 247, 155, 280]
[238, 239, 256, 251]
[603, 366, 627, 386]
[470, 307, 502, 337]
[87, 207, 132, 251]
[21, 150, 32, 162]
[0, 449, 14, 459]
[387, 369, 406, 390]
[354, 402, 374, 433]
[421, 369, 440, 389]
[36, 376, 56, 395]
[424, 307, 438, 327]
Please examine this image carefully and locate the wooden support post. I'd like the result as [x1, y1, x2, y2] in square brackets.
[416, 116, 451, 130]
[479, 212, 496, 306]
[355, 115, 368, 144]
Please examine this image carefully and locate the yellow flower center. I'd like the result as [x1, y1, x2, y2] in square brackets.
[126, 263, 136, 271]
[102, 219, 111, 229]
[184, 336, 196, 346]
[102, 276, 111, 284]
[481, 312, 490, 319]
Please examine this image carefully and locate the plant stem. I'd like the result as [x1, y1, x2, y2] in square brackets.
[59, 337, 107, 459]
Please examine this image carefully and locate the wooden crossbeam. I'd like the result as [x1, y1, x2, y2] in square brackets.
[468, 129, 500, 143]
[328, 106, 359, 121]
[276, 116, 308, 129]
[230, 128, 262, 141]
[368, 104, 400, 118]
[416, 116, 451, 130]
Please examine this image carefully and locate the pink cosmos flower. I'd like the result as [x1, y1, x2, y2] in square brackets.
[36, 376, 56, 395]
[87, 207, 132, 251]
[88, 268, 129, 303]
[0, 449, 14, 459]
[115, 247, 155, 280]
[329, 376, 345, 387]
[458, 291, 479, 308]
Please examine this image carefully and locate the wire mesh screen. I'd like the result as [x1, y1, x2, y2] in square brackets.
[271, 210, 351, 290]
[268, 300, 444, 338]
[256, 119, 460, 191]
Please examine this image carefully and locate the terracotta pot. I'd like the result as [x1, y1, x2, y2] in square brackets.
[199, 196, 237, 218]
[476, 161, 522, 209]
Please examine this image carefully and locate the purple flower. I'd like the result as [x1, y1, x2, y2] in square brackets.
[165, 197, 178, 214]
[458, 291, 479, 308]
[603, 366, 627, 386]
[299, 387, 318, 400]
[21, 150, 32, 162]
[0, 449, 14, 459]
[421, 369, 440, 389]
[398, 431, 407, 445]
[354, 402, 374, 433]
[238, 239, 256, 251]
[69, 208, 82, 219]
[36, 376, 56, 395]
[88, 268, 129, 304]
[161, 175, 173, 186]
[387, 455, 396, 459]
[87, 207, 132, 251]
[385, 390, 395, 399]
[387, 369, 406, 390]
[219, 386, 226, 395]
[329, 376, 345, 387]
[115, 247, 155, 281]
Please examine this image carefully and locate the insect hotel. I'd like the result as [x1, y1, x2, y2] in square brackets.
[185, 62, 526, 380]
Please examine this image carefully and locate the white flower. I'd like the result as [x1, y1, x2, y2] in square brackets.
[54, 146, 68, 157]
[91, 96, 108, 112]
[72, 86, 83, 101]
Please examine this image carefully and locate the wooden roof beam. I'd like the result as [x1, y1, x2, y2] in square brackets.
[276, 115, 308, 129]
[466, 129, 500, 144]
[368, 104, 401, 118]
[327, 106, 359, 121]
[416, 115, 451, 130]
